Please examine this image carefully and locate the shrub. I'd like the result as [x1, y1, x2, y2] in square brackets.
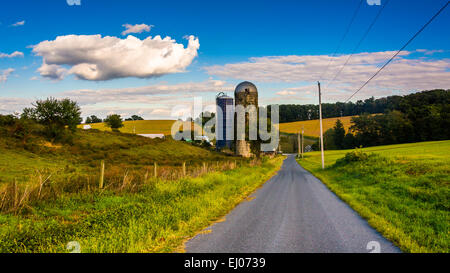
[335, 147, 370, 165]
[104, 114, 124, 131]
[21, 98, 82, 143]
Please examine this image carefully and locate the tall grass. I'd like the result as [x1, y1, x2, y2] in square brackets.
[0, 159, 255, 214]
[0, 156, 284, 252]
[297, 141, 450, 253]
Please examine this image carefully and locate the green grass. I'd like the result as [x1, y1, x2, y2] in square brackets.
[0, 127, 284, 252]
[297, 140, 450, 253]
[0, 156, 283, 253]
[0, 129, 232, 185]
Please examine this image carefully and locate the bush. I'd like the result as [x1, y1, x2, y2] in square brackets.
[335, 148, 370, 165]
[104, 114, 124, 131]
[21, 98, 82, 143]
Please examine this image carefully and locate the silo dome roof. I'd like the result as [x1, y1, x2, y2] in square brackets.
[235, 81, 257, 94]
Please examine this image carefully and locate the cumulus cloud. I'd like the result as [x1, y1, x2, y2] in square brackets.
[205, 50, 450, 101]
[37, 63, 67, 80]
[11, 20, 25, 27]
[0, 51, 24, 58]
[122, 23, 153, 36]
[32, 34, 200, 81]
[0, 68, 15, 83]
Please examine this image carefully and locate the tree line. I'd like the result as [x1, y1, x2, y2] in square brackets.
[273, 89, 449, 123]
[85, 114, 143, 124]
[320, 89, 450, 150]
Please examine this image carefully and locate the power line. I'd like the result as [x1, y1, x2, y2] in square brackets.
[325, 0, 391, 89]
[344, 0, 450, 103]
[319, 0, 364, 82]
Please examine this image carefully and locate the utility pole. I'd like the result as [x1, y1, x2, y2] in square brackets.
[297, 131, 301, 157]
[318, 82, 325, 169]
[301, 126, 304, 158]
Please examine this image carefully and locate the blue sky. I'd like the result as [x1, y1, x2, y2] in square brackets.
[1, 0, 449, 119]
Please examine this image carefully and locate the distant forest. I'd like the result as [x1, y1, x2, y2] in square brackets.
[311, 89, 450, 149]
[271, 89, 450, 123]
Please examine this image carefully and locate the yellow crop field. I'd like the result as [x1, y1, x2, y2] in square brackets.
[80, 120, 176, 135]
[278, 116, 354, 137]
[80, 120, 204, 136]
[81, 116, 354, 137]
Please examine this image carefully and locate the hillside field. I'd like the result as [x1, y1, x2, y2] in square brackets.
[0, 128, 284, 252]
[82, 116, 353, 138]
[297, 141, 450, 253]
[0, 129, 232, 185]
[278, 116, 353, 137]
[80, 120, 176, 135]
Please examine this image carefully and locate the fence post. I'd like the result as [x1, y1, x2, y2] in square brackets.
[154, 162, 157, 178]
[203, 162, 207, 173]
[99, 160, 105, 189]
[14, 180, 18, 208]
[182, 162, 186, 177]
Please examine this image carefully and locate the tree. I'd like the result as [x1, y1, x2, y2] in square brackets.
[131, 115, 144, 121]
[323, 129, 336, 150]
[21, 97, 82, 142]
[104, 114, 124, 131]
[333, 120, 346, 149]
[87, 115, 102, 123]
[126, 115, 144, 121]
[350, 113, 381, 147]
[342, 133, 357, 149]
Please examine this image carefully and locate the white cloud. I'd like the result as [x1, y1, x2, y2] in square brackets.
[205, 50, 450, 101]
[122, 23, 153, 36]
[416, 49, 444, 55]
[0, 79, 229, 118]
[276, 90, 297, 96]
[0, 51, 24, 58]
[61, 79, 232, 105]
[0, 68, 15, 83]
[32, 34, 200, 81]
[37, 63, 67, 80]
[49, 79, 228, 119]
[11, 20, 25, 27]
[0, 97, 32, 114]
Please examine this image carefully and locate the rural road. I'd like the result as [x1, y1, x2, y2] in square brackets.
[186, 155, 401, 253]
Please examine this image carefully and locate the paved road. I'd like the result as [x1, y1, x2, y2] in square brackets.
[186, 155, 400, 253]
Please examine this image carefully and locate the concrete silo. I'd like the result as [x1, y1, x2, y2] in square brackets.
[215, 92, 234, 150]
[234, 81, 259, 157]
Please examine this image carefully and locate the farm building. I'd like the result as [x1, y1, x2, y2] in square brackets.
[138, 134, 165, 139]
[234, 81, 259, 158]
[216, 92, 234, 150]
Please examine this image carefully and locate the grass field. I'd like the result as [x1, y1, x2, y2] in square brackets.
[0, 156, 283, 252]
[297, 141, 450, 253]
[0, 126, 284, 252]
[0, 129, 232, 186]
[279, 116, 353, 136]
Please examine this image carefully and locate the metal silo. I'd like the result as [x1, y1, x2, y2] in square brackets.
[234, 81, 259, 157]
[216, 92, 234, 150]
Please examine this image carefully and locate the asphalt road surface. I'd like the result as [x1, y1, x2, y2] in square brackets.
[186, 155, 400, 253]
